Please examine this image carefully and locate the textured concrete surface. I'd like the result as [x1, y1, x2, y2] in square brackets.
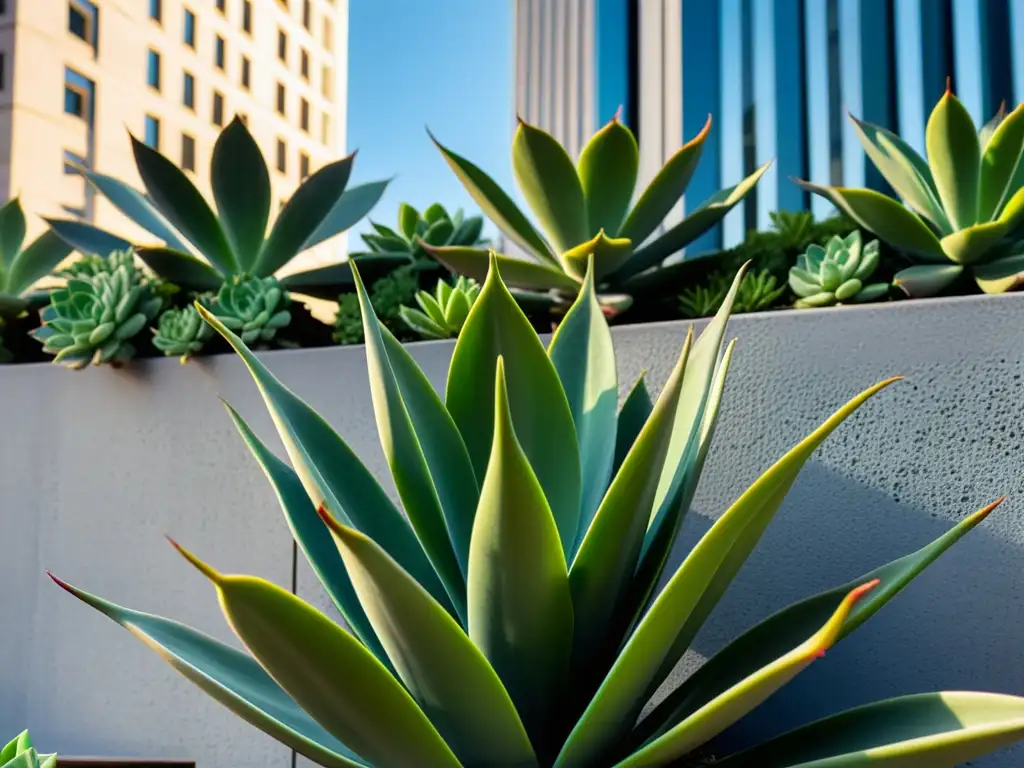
[5, 291, 1024, 766]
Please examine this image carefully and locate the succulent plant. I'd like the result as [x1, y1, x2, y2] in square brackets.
[212, 275, 291, 345]
[788, 231, 889, 308]
[354, 202, 487, 263]
[333, 265, 418, 345]
[427, 113, 769, 314]
[31, 250, 164, 369]
[152, 302, 215, 362]
[2, 731, 55, 768]
[46, 117, 393, 300]
[678, 268, 785, 319]
[797, 87, 1024, 297]
[400, 276, 480, 339]
[0, 198, 74, 318]
[53, 255, 1024, 767]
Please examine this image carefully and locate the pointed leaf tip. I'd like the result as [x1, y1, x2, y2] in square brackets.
[166, 537, 223, 583]
[47, 570, 72, 593]
[969, 496, 1006, 523]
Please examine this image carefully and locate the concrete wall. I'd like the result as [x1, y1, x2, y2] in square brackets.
[4, 292, 1024, 766]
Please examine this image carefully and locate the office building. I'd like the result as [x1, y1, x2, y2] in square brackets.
[0, 0, 348, 269]
[514, 0, 1018, 253]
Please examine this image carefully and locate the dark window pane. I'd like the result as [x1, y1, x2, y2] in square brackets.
[184, 10, 196, 47]
[183, 72, 195, 108]
[243, 0, 252, 32]
[212, 91, 224, 126]
[276, 82, 285, 115]
[299, 151, 310, 180]
[145, 115, 160, 150]
[241, 56, 251, 89]
[149, 0, 161, 22]
[216, 0, 226, 13]
[278, 29, 287, 61]
[300, 49, 309, 79]
[182, 134, 196, 172]
[276, 139, 286, 173]
[147, 49, 161, 90]
[300, 99, 309, 132]
[303, 0, 312, 29]
[215, 36, 225, 69]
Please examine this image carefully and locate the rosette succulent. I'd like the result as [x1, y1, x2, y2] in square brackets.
[400, 276, 480, 339]
[53, 256, 1024, 767]
[32, 250, 164, 369]
[46, 117, 392, 299]
[678, 268, 785, 318]
[2, 731, 55, 768]
[797, 87, 1024, 296]
[153, 302, 215, 363]
[788, 231, 889, 308]
[427, 113, 769, 313]
[353, 202, 487, 263]
[212, 275, 291, 345]
[334, 265, 418, 345]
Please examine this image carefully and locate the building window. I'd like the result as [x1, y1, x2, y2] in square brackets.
[299, 151, 310, 180]
[64, 67, 95, 122]
[216, 0, 226, 13]
[144, 115, 161, 150]
[276, 139, 286, 173]
[183, 71, 195, 109]
[69, 0, 99, 51]
[240, 56, 251, 89]
[184, 9, 196, 48]
[302, 0, 312, 29]
[300, 48, 309, 80]
[242, 0, 252, 33]
[149, 0, 162, 23]
[276, 82, 285, 115]
[147, 49, 161, 91]
[323, 17, 332, 50]
[321, 65, 332, 99]
[182, 133, 196, 172]
[321, 112, 330, 145]
[300, 98, 309, 132]
[215, 35, 226, 69]
[212, 91, 224, 126]
[0, 53, 6, 91]
[0, 0, 6, 15]
[63, 150, 87, 174]
[277, 29, 287, 62]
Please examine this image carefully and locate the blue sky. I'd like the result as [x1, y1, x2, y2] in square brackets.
[345, 0, 514, 249]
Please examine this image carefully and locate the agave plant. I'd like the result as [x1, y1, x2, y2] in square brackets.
[53, 254, 1024, 765]
[353, 202, 487, 264]
[788, 231, 889, 308]
[45, 117, 391, 299]
[32, 250, 164, 369]
[0, 198, 74, 317]
[400, 276, 480, 339]
[797, 87, 1024, 297]
[1, 731, 55, 768]
[426, 113, 769, 314]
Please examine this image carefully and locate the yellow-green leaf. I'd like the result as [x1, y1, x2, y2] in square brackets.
[424, 244, 580, 292]
[321, 512, 537, 768]
[978, 102, 1024, 222]
[560, 230, 634, 281]
[578, 114, 639, 236]
[926, 88, 981, 229]
[940, 220, 1008, 264]
[467, 357, 573, 755]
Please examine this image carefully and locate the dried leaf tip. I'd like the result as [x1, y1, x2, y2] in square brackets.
[613, 105, 624, 122]
[166, 536, 223, 583]
[945, 75, 952, 95]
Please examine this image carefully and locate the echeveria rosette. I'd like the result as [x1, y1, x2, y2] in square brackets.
[797, 87, 1024, 297]
[152, 301, 215, 363]
[32, 250, 164, 369]
[212, 275, 291, 345]
[354, 202, 488, 265]
[45, 117, 391, 300]
[400, 276, 481, 339]
[50, 254, 1024, 766]
[1, 731, 56, 768]
[789, 231, 889, 308]
[426, 112, 770, 315]
[0, 198, 74, 318]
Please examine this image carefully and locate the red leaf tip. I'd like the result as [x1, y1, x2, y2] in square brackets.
[47, 570, 72, 592]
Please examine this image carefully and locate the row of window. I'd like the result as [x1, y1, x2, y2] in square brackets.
[142, 115, 312, 181]
[150, 0, 334, 52]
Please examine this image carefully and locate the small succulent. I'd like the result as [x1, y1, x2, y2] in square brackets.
[427, 113, 768, 313]
[789, 231, 889, 308]
[797, 88, 1024, 296]
[333, 265, 418, 345]
[678, 269, 785, 318]
[0, 198, 74, 318]
[55, 257, 1024, 768]
[212, 275, 291, 345]
[152, 302, 215, 363]
[354, 202, 487, 263]
[400, 276, 481, 339]
[46, 117, 391, 300]
[32, 250, 164, 369]
[1, 731, 55, 768]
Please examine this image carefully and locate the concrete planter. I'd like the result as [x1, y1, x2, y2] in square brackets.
[4, 292, 1024, 766]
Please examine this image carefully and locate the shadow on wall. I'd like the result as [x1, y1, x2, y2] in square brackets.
[650, 460, 1024, 767]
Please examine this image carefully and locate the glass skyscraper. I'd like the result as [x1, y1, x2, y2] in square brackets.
[514, 0, 1018, 254]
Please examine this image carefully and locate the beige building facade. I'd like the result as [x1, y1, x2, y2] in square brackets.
[0, 0, 349, 269]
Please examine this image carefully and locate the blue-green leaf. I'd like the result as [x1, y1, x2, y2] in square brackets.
[0, 198, 26, 268]
[614, 374, 653, 476]
[302, 180, 390, 251]
[212, 117, 271, 271]
[7, 231, 73, 295]
[45, 218, 133, 256]
[136, 247, 225, 290]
